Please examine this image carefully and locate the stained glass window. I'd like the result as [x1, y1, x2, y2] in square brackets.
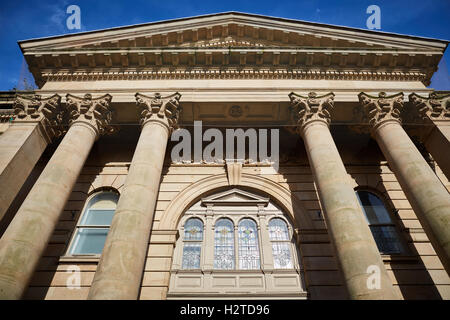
[214, 219, 235, 269]
[238, 219, 260, 270]
[182, 218, 204, 269]
[356, 191, 404, 254]
[69, 191, 119, 255]
[269, 218, 293, 269]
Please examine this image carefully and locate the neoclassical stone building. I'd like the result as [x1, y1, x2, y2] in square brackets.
[0, 12, 449, 300]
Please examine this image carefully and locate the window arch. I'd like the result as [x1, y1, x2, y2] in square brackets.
[169, 188, 306, 298]
[356, 190, 404, 254]
[214, 218, 235, 270]
[238, 218, 260, 270]
[181, 218, 204, 269]
[68, 191, 119, 255]
[269, 218, 294, 269]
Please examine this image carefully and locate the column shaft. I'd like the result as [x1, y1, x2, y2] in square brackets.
[0, 123, 97, 299]
[302, 121, 397, 299]
[0, 123, 48, 222]
[88, 119, 169, 299]
[373, 121, 450, 274]
[424, 123, 450, 180]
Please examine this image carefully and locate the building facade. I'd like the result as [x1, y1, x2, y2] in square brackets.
[0, 12, 449, 300]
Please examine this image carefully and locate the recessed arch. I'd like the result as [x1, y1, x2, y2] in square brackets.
[159, 173, 313, 230]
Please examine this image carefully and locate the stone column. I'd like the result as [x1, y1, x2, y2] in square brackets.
[88, 92, 181, 300]
[359, 92, 450, 275]
[0, 94, 63, 222]
[289, 92, 398, 300]
[409, 92, 450, 180]
[0, 93, 113, 299]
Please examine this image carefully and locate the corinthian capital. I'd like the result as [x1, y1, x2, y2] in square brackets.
[135, 92, 182, 131]
[66, 93, 114, 136]
[13, 94, 63, 141]
[409, 92, 450, 121]
[288, 92, 335, 132]
[358, 92, 404, 129]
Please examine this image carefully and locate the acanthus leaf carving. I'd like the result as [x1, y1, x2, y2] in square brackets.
[13, 93, 64, 141]
[358, 92, 404, 129]
[288, 91, 335, 133]
[135, 92, 182, 132]
[409, 92, 450, 121]
[66, 93, 114, 136]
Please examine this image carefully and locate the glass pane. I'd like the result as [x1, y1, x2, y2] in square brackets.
[70, 228, 108, 255]
[88, 192, 119, 210]
[268, 218, 290, 241]
[214, 219, 235, 270]
[370, 226, 403, 254]
[182, 243, 201, 269]
[356, 191, 392, 224]
[272, 242, 293, 269]
[184, 218, 203, 241]
[238, 219, 260, 270]
[80, 209, 115, 226]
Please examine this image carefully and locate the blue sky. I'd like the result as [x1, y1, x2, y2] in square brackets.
[0, 0, 448, 90]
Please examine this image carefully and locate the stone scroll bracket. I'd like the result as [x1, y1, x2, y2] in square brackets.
[226, 161, 243, 186]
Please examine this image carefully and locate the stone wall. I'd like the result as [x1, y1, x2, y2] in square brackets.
[17, 151, 450, 300]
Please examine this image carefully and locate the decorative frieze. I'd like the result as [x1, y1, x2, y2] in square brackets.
[135, 92, 182, 131]
[13, 94, 63, 141]
[66, 93, 114, 136]
[409, 92, 450, 121]
[288, 92, 335, 132]
[41, 69, 428, 83]
[358, 92, 404, 130]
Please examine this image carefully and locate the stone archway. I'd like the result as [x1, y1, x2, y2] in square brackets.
[159, 172, 314, 231]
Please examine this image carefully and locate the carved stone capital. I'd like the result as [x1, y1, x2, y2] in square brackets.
[358, 92, 404, 130]
[13, 94, 63, 141]
[409, 92, 450, 122]
[135, 92, 182, 132]
[288, 92, 335, 133]
[66, 93, 114, 136]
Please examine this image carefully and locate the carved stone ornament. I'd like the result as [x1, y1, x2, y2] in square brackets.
[358, 92, 404, 130]
[13, 94, 63, 141]
[135, 92, 182, 131]
[409, 92, 450, 121]
[288, 92, 335, 133]
[66, 93, 114, 136]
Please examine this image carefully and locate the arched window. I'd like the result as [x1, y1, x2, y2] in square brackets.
[269, 218, 293, 269]
[356, 190, 404, 254]
[182, 218, 204, 269]
[214, 218, 235, 269]
[69, 191, 119, 255]
[238, 218, 260, 270]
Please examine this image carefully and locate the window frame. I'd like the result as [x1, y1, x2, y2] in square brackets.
[181, 217, 205, 270]
[355, 188, 408, 255]
[268, 217, 294, 269]
[174, 200, 301, 272]
[65, 189, 119, 258]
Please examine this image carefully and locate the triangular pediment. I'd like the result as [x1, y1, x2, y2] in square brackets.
[201, 188, 269, 206]
[18, 12, 447, 87]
